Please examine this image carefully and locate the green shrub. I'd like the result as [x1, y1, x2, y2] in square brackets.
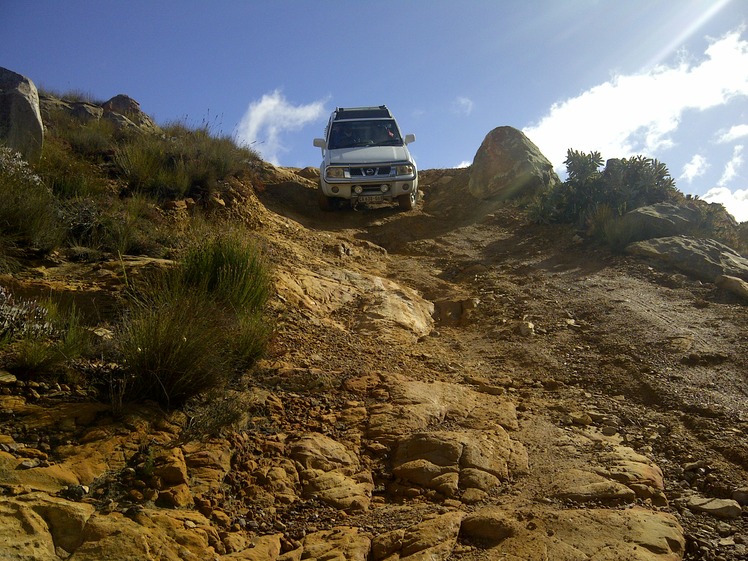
[59, 194, 172, 257]
[0, 146, 64, 252]
[63, 118, 118, 158]
[116, 230, 272, 408]
[600, 215, 648, 253]
[525, 188, 557, 224]
[36, 137, 111, 199]
[179, 232, 271, 313]
[534, 149, 679, 229]
[117, 291, 231, 408]
[102, 194, 169, 256]
[3, 294, 91, 375]
[114, 136, 191, 198]
[114, 121, 259, 200]
[230, 312, 272, 369]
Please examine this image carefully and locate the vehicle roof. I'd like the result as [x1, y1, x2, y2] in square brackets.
[332, 106, 392, 120]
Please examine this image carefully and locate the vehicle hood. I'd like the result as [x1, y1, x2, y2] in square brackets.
[327, 145, 413, 165]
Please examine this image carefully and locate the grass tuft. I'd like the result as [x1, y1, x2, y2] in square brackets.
[116, 230, 272, 408]
[0, 146, 64, 253]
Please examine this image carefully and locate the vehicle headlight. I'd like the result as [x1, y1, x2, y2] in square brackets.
[326, 167, 346, 179]
[396, 164, 414, 176]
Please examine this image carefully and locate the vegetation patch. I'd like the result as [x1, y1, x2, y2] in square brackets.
[1, 95, 270, 414]
[116, 231, 271, 408]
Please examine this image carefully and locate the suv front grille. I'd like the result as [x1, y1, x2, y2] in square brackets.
[350, 166, 392, 177]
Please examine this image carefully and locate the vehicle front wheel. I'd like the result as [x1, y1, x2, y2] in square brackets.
[398, 190, 417, 211]
[318, 190, 338, 211]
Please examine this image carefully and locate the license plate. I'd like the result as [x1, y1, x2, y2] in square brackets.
[358, 195, 383, 203]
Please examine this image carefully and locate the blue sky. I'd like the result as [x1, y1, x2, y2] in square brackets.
[3, 1, 747, 221]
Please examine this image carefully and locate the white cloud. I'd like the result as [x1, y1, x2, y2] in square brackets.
[680, 154, 709, 183]
[452, 96, 474, 116]
[523, 29, 748, 172]
[702, 185, 748, 222]
[717, 124, 748, 143]
[454, 160, 472, 168]
[235, 90, 327, 165]
[718, 144, 744, 186]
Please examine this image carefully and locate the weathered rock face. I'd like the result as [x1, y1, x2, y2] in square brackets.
[101, 94, 160, 133]
[621, 203, 704, 239]
[491, 507, 685, 561]
[0, 67, 44, 162]
[468, 126, 558, 200]
[275, 266, 434, 342]
[39, 92, 161, 135]
[716, 275, 748, 300]
[627, 235, 748, 283]
[288, 433, 373, 512]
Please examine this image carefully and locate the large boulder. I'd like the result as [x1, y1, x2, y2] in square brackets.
[468, 126, 558, 200]
[39, 92, 161, 135]
[39, 95, 103, 126]
[627, 235, 748, 283]
[621, 203, 703, 239]
[101, 94, 160, 133]
[0, 67, 43, 162]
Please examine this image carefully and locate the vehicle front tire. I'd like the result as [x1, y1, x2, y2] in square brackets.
[398, 190, 417, 211]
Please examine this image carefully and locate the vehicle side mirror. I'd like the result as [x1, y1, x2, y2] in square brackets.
[404, 134, 416, 145]
[313, 138, 327, 149]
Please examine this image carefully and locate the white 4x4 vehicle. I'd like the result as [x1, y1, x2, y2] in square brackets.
[313, 106, 418, 211]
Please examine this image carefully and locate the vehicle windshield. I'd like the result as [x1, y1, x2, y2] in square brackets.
[328, 120, 402, 149]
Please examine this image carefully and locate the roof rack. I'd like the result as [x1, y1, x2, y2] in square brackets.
[333, 106, 391, 120]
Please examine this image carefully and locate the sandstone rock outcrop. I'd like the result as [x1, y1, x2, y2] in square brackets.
[39, 91, 161, 135]
[468, 126, 558, 200]
[716, 274, 748, 300]
[101, 94, 160, 133]
[0, 67, 43, 162]
[275, 266, 434, 342]
[621, 202, 704, 239]
[627, 235, 748, 283]
[490, 507, 685, 561]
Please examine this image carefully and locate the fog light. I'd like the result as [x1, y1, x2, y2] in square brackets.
[380, 184, 390, 193]
[354, 185, 363, 194]
[332, 186, 340, 194]
[402, 184, 411, 192]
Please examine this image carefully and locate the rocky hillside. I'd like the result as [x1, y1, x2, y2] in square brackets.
[1, 77, 747, 560]
[1, 159, 747, 561]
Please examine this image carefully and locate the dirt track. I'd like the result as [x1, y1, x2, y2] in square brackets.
[258, 167, 748, 559]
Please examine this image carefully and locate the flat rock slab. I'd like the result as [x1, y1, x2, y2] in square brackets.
[686, 496, 743, 519]
[365, 372, 520, 446]
[487, 507, 685, 561]
[283, 526, 370, 561]
[627, 235, 748, 283]
[275, 266, 434, 341]
[551, 468, 636, 503]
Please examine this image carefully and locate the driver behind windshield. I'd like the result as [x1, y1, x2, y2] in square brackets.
[330, 121, 401, 149]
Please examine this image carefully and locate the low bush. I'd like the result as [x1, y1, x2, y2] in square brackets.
[0, 146, 64, 253]
[115, 121, 259, 200]
[116, 230, 272, 408]
[36, 136, 111, 199]
[0, 288, 92, 376]
[179, 231, 271, 313]
[3, 96, 272, 407]
[117, 291, 231, 408]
